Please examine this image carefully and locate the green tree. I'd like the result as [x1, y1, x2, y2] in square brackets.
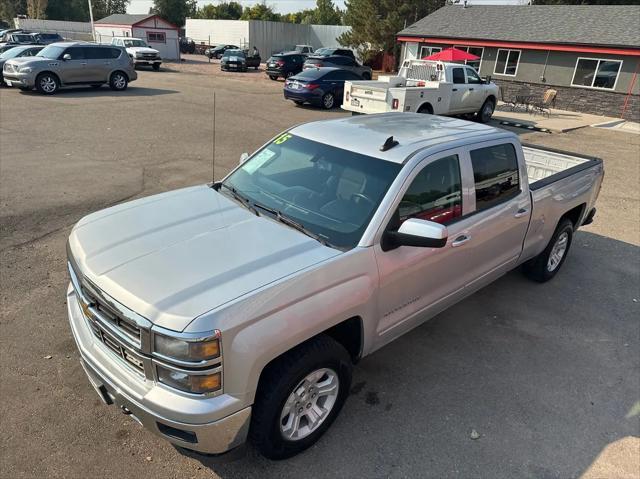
[312, 0, 342, 24]
[93, 0, 130, 19]
[45, 0, 89, 21]
[194, 1, 242, 19]
[151, 0, 197, 27]
[27, 0, 48, 18]
[0, 0, 27, 24]
[240, 2, 280, 21]
[339, 0, 444, 57]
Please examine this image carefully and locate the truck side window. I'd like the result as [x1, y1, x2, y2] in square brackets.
[452, 68, 465, 84]
[470, 143, 520, 211]
[398, 155, 462, 225]
[465, 68, 482, 84]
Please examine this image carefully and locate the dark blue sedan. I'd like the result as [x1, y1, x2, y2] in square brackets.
[283, 67, 364, 109]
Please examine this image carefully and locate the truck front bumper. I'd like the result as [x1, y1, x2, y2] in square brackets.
[67, 284, 251, 455]
[3, 71, 35, 88]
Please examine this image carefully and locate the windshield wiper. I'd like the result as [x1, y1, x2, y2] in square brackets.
[252, 202, 332, 248]
[217, 183, 259, 216]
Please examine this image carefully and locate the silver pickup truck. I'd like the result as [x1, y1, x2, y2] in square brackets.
[66, 113, 603, 459]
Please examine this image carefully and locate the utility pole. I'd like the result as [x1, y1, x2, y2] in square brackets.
[88, 0, 96, 42]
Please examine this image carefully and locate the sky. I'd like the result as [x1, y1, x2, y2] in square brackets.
[127, 0, 347, 15]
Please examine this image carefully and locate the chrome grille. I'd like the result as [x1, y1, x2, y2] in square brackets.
[81, 285, 141, 344]
[90, 319, 145, 375]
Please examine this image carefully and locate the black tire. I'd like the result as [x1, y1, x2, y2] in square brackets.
[250, 335, 352, 460]
[321, 92, 335, 110]
[293, 100, 304, 106]
[152, 63, 161, 71]
[268, 75, 278, 81]
[35, 72, 59, 95]
[109, 71, 128, 91]
[478, 97, 496, 123]
[417, 103, 433, 114]
[522, 218, 574, 283]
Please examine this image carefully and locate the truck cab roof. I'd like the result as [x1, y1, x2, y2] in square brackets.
[291, 113, 513, 164]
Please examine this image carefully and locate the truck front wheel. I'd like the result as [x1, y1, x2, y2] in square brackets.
[478, 98, 496, 123]
[250, 335, 352, 459]
[522, 218, 574, 282]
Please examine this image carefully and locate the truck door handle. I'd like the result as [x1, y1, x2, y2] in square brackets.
[514, 208, 528, 218]
[81, 62, 87, 65]
[451, 235, 471, 247]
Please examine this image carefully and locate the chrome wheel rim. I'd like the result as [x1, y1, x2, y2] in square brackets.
[547, 232, 568, 272]
[41, 76, 56, 93]
[113, 74, 126, 89]
[279, 368, 339, 441]
[323, 94, 334, 108]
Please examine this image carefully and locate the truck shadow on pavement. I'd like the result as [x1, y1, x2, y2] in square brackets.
[182, 231, 639, 479]
[18, 86, 179, 97]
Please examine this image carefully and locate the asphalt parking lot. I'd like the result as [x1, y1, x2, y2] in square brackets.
[1, 59, 639, 479]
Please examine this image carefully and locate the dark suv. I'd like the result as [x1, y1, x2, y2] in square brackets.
[265, 53, 305, 80]
[312, 47, 356, 60]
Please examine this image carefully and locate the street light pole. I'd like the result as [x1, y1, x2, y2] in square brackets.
[88, 0, 96, 42]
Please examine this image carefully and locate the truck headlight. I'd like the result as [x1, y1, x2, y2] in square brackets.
[156, 365, 222, 394]
[19, 66, 33, 73]
[154, 333, 220, 362]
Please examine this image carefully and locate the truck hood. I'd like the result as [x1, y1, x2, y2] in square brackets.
[68, 185, 341, 331]
[127, 46, 159, 55]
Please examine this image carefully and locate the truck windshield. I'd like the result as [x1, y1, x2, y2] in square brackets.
[36, 45, 65, 59]
[124, 39, 147, 47]
[222, 134, 401, 250]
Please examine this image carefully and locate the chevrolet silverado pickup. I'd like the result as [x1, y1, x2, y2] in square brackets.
[342, 59, 500, 122]
[67, 113, 603, 459]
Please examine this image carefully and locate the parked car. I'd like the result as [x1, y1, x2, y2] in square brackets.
[220, 49, 260, 72]
[0, 29, 28, 42]
[110, 37, 161, 70]
[284, 67, 364, 109]
[179, 36, 196, 54]
[3, 42, 137, 94]
[292, 44, 314, 55]
[265, 52, 305, 80]
[0, 45, 43, 85]
[31, 32, 64, 45]
[312, 47, 356, 60]
[304, 55, 372, 79]
[0, 44, 22, 55]
[342, 59, 499, 122]
[66, 113, 603, 459]
[205, 44, 239, 59]
[0, 32, 34, 46]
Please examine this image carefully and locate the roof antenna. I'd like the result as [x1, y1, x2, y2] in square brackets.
[212, 89, 216, 185]
[380, 136, 399, 152]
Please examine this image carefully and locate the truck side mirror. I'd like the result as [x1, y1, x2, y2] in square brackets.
[62, 53, 71, 61]
[239, 152, 249, 164]
[382, 218, 448, 251]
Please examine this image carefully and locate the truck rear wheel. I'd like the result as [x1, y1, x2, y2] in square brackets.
[522, 218, 574, 282]
[250, 335, 352, 460]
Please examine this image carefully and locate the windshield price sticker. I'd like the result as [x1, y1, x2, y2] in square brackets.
[243, 148, 276, 174]
[274, 133, 292, 145]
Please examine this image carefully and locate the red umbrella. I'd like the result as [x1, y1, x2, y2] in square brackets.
[423, 47, 480, 62]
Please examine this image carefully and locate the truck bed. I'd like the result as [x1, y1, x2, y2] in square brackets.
[523, 145, 602, 190]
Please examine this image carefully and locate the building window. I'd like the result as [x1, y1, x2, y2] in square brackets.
[454, 45, 483, 72]
[494, 49, 520, 76]
[419, 46, 442, 59]
[147, 32, 166, 43]
[571, 58, 622, 90]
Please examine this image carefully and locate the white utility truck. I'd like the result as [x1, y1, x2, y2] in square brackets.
[342, 59, 500, 122]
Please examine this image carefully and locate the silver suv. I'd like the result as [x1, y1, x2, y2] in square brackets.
[2, 42, 137, 94]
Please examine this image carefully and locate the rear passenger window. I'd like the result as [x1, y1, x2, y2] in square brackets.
[399, 155, 462, 225]
[86, 47, 109, 59]
[110, 48, 121, 59]
[470, 143, 520, 211]
[64, 47, 85, 60]
[452, 68, 465, 84]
